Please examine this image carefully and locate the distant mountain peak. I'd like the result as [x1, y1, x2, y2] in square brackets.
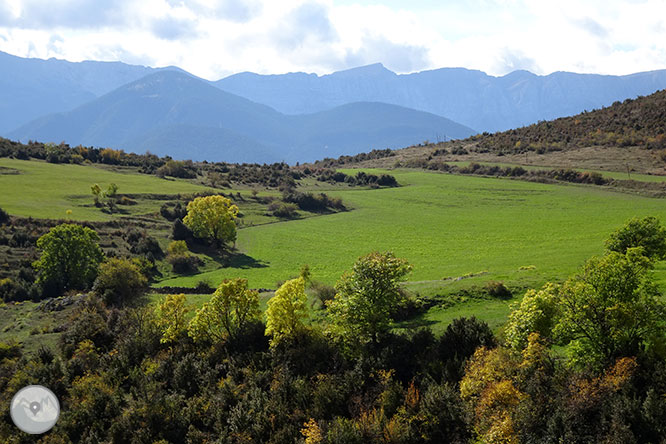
[327, 62, 395, 79]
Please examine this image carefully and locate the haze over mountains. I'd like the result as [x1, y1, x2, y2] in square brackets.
[217, 64, 666, 133]
[3, 51, 666, 163]
[8, 70, 474, 163]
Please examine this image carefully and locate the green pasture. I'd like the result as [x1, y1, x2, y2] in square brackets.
[0, 158, 214, 221]
[159, 168, 666, 293]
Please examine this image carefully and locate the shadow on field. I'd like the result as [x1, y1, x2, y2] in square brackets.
[225, 252, 268, 269]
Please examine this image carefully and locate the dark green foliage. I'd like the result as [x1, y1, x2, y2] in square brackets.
[168, 254, 201, 274]
[315, 169, 399, 188]
[172, 219, 194, 241]
[437, 317, 496, 382]
[485, 280, 512, 299]
[0, 207, 9, 225]
[268, 201, 299, 218]
[282, 190, 346, 212]
[605, 216, 666, 260]
[156, 160, 197, 178]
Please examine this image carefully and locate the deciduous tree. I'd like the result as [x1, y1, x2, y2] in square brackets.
[265, 277, 308, 346]
[554, 248, 666, 369]
[182, 195, 239, 247]
[327, 251, 412, 345]
[188, 278, 260, 343]
[33, 223, 104, 296]
[605, 216, 666, 260]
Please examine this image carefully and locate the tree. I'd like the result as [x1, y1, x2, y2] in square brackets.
[93, 258, 147, 305]
[182, 195, 239, 247]
[327, 251, 412, 345]
[188, 278, 260, 343]
[554, 248, 666, 370]
[157, 293, 188, 344]
[605, 216, 666, 260]
[33, 223, 104, 295]
[504, 283, 560, 350]
[265, 277, 308, 346]
[91, 184, 102, 206]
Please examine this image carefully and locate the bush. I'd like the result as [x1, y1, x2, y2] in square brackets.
[310, 281, 336, 306]
[0, 206, 9, 225]
[269, 202, 299, 218]
[168, 254, 200, 274]
[133, 235, 164, 258]
[93, 258, 147, 305]
[172, 219, 193, 241]
[485, 281, 511, 299]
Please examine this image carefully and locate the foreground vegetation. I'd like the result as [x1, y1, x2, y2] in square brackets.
[1, 220, 666, 443]
[2, 123, 666, 441]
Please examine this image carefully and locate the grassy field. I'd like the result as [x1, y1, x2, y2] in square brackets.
[160, 168, 666, 293]
[3, 160, 666, 348]
[0, 158, 215, 221]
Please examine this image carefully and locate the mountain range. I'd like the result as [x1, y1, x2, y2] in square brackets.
[216, 64, 666, 133]
[8, 70, 474, 163]
[3, 51, 666, 163]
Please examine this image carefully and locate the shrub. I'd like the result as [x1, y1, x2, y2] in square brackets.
[310, 281, 336, 306]
[485, 281, 511, 299]
[172, 219, 193, 241]
[0, 206, 9, 225]
[269, 202, 299, 218]
[93, 258, 147, 305]
[168, 254, 200, 274]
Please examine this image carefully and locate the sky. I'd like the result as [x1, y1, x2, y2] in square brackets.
[0, 0, 664, 80]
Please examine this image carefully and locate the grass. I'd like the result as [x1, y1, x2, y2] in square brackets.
[3, 161, 666, 344]
[0, 158, 215, 221]
[159, 169, 666, 294]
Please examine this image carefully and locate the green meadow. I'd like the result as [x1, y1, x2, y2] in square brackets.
[3, 160, 666, 335]
[0, 158, 214, 221]
[160, 169, 666, 292]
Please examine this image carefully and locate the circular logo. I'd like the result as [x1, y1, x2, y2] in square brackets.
[10, 385, 60, 434]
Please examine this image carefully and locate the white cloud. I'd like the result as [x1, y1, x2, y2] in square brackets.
[0, 0, 664, 79]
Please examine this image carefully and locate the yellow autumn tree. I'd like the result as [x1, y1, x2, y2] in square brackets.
[265, 277, 308, 346]
[157, 293, 188, 344]
[188, 278, 260, 344]
[183, 195, 239, 247]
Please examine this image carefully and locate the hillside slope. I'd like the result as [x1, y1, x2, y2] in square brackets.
[323, 89, 666, 175]
[0, 50, 180, 134]
[9, 71, 475, 163]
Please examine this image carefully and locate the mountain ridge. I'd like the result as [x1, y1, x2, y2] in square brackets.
[9, 70, 475, 163]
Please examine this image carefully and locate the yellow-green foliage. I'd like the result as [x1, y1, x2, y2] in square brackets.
[167, 240, 190, 257]
[183, 195, 239, 245]
[504, 283, 560, 350]
[157, 294, 188, 344]
[327, 251, 411, 345]
[265, 277, 308, 346]
[188, 278, 260, 343]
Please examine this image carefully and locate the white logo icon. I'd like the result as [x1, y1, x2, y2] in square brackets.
[10, 385, 60, 434]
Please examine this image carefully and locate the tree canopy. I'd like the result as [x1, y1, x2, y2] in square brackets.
[182, 195, 239, 247]
[327, 251, 412, 345]
[554, 248, 665, 369]
[188, 278, 260, 344]
[33, 223, 104, 295]
[605, 216, 666, 260]
[265, 277, 308, 346]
